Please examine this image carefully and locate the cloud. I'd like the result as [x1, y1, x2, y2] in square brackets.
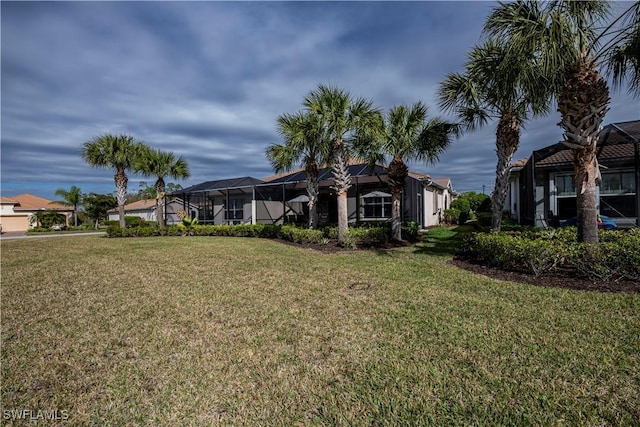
[1, 1, 637, 202]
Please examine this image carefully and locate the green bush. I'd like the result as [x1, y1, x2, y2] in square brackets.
[476, 212, 492, 227]
[323, 227, 339, 240]
[458, 210, 471, 224]
[401, 221, 420, 241]
[460, 227, 640, 281]
[443, 209, 460, 225]
[279, 225, 324, 243]
[29, 226, 51, 233]
[342, 227, 388, 248]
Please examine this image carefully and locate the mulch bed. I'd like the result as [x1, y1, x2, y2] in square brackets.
[451, 257, 639, 294]
[275, 238, 416, 254]
[276, 238, 638, 293]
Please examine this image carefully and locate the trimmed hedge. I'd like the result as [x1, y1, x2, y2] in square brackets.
[343, 227, 388, 248]
[105, 222, 419, 248]
[460, 227, 640, 282]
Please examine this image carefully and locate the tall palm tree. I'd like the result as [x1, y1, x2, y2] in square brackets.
[438, 38, 550, 231]
[607, 7, 640, 98]
[303, 84, 382, 244]
[266, 111, 331, 229]
[134, 147, 190, 229]
[372, 102, 459, 241]
[485, 0, 640, 242]
[53, 185, 83, 227]
[81, 133, 143, 229]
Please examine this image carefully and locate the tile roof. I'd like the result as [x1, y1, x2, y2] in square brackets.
[108, 199, 157, 212]
[0, 196, 18, 204]
[434, 178, 451, 187]
[536, 120, 639, 166]
[7, 194, 71, 211]
[510, 158, 529, 169]
[537, 143, 635, 166]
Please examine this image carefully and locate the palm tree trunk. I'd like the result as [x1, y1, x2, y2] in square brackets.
[73, 204, 78, 227]
[115, 169, 128, 229]
[492, 114, 520, 231]
[574, 145, 599, 243]
[557, 60, 609, 243]
[156, 177, 166, 230]
[388, 157, 409, 241]
[332, 143, 352, 244]
[306, 164, 319, 229]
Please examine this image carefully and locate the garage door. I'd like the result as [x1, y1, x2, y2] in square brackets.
[0, 215, 30, 232]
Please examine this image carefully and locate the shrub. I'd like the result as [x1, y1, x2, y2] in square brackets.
[125, 216, 146, 228]
[401, 221, 420, 241]
[458, 210, 471, 225]
[443, 209, 460, 225]
[29, 226, 51, 233]
[279, 225, 324, 244]
[460, 227, 640, 281]
[102, 217, 148, 228]
[342, 227, 388, 248]
[323, 227, 339, 240]
[476, 212, 492, 227]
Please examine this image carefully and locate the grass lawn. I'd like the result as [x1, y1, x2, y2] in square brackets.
[1, 234, 638, 425]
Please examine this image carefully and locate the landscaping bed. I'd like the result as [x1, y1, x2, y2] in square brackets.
[451, 257, 639, 293]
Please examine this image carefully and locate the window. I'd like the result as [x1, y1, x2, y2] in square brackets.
[601, 172, 635, 195]
[600, 171, 636, 218]
[556, 175, 575, 196]
[226, 198, 244, 220]
[362, 193, 391, 218]
[555, 175, 576, 219]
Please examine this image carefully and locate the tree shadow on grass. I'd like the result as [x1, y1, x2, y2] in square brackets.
[413, 225, 476, 257]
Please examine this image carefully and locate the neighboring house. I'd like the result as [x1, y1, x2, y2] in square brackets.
[0, 194, 73, 232]
[107, 198, 199, 225]
[507, 120, 640, 227]
[171, 162, 457, 228]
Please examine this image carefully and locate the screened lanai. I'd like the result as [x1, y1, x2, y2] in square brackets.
[170, 162, 434, 227]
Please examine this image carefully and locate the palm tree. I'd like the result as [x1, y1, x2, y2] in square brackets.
[373, 102, 459, 241]
[134, 147, 190, 229]
[303, 84, 382, 244]
[485, 0, 640, 242]
[81, 133, 143, 229]
[438, 38, 550, 231]
[266, 111, 331, 229]
[53, 185, 83, 227]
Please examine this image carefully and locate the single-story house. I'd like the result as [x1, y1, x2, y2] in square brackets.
[507, 120, 640, 227]
[107, 198, 199, 225]
[0, 194, 74, 232]
[171, 161, 457, 229]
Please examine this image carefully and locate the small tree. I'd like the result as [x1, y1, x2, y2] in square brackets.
[81, 133, 144, 229]
[303, 84, 381, 244]
[266, 111, 331, 229]
[30, 210, 66, 229]
[133, 147, 190, 230]
[53, 185, 83, 227]
[83, 193, 117, 229]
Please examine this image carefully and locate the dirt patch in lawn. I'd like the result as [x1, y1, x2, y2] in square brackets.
[451, 257, 639, 294]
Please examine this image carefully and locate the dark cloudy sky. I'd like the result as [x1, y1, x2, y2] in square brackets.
[2, 1, 638, 200]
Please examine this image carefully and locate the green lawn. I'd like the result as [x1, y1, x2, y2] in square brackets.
[1, 235, 638, 425]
